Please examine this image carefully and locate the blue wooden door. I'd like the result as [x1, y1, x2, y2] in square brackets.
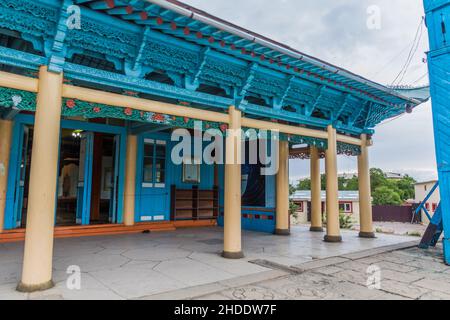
[138, 138, 169, 222]
[12, 124, 30, 228]
[76, 132, 94, 225]
[108, 135, 120, 223]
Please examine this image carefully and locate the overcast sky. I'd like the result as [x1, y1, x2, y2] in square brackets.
[183, 0, 435, 182]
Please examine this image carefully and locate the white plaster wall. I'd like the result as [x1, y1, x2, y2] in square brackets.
[415, 182, 440, 224]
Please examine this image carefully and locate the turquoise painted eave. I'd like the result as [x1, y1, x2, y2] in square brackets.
[0, 0, 419, 136]
[391, 86, 431, 103]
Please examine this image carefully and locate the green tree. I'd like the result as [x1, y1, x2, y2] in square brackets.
[289, 183, 296, 195]
[289, 200, 299, 218]
[394, 175, 416, 200]
[372, 186, 402, 205]
[291, 168, 415, 205]
[296, 178, 311, 190]
[339, 175, 358, 190]
[370, 168, 387, 192]
[321, 174, 327, 190]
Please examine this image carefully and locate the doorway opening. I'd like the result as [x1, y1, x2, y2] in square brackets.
[57, 129, 82, 226]
[18, 125, 33, 228]
[89, 133, 118, 225]
[16, 126, 120, 228]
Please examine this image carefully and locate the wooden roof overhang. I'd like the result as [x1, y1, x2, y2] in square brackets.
[0, 0, 422, 138]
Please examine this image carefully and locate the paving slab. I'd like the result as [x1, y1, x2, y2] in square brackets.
[380, 279, 430, 299]
[414, 278, 450, 294]
[220, 285, 291, 300]
[381, 269, 426, 284]
[0, 226, 438, 300]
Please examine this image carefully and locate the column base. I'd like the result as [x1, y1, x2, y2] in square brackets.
[324, 235, 342, 243]
[16, 280, 54, 293]
[310, 226, 324, 232]
[275, 229, 290, 236]
[222, 251, 244, 259]
[359, 231, 376, 239]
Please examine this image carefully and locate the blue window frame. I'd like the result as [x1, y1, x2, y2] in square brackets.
[142, 139, 167, 188]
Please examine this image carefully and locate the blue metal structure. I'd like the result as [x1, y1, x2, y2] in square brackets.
[419, 205, 444, 249]
[424, 0, 450, 264]
[415, 181, 440, 222]
[414, 181, 444, 249]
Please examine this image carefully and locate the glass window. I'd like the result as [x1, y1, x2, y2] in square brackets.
[339, 203, 352, 213]
[155, 159, 166, 183]
[144, 143, 154, 157]
[143, 157, 153, 183]
[183, 158, 201, 184]
[156, 144, 165, 158]
[143, 140, 166, 185]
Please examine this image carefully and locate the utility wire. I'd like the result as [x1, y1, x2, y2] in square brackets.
[396, 22, 425, 85]
[371, 43, 411, 79]
[391, 17, 425, 86]
[410, 72, 429, 85]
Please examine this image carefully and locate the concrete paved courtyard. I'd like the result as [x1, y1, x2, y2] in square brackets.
[197, 245, 450, 300]
[0, 226, 420, 300]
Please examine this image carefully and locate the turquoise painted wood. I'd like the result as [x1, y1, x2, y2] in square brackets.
[217, 208, 276, 234]
[109, 135, 121, 223]
[0, 0, 421, 136]
[135, 133, 171, 222]
[216, 168, 277, 234]
[135, 132, 216, 222]
[0, 0, 428, 233]
[3, 114, 127, 229]
[424, 0, 450, 264]
[75, 132, 94, 225]
[10, 124, 29, 228]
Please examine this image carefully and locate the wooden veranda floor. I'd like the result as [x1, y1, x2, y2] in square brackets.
[0, 220, 217, 243]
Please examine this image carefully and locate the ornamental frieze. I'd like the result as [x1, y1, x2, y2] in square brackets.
[0, 86, 360, 155]
[0, 7, 55, 38]
[0, 0, 58, 22]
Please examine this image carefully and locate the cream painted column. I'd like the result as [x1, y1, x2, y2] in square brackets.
[310, 146, 323, 232]
[0, 120, 13, 233]
[123, 135, 137, 226]
[324, 125, 342, 242]
[17, 66, 63, 292]
[275, 140, 290, 235]
[223, 106, 244, 259]
[358, 134, 375, 238]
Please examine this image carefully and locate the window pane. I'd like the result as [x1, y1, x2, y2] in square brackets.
[156, 169, 165, 184]
[144, 143, 154, 157]
[155, 159, 166, 183]
[143, 157, 153, 183]
[156, 144, 166, 158]
[156, 158, 165, 169]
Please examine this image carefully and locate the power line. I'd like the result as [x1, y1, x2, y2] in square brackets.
[396, 21, 425, 85]
[392, 18, 424, 85]
[371, 43, 411, 79]
[391, 17, 425, 86]
[410, 72, 429, 85]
